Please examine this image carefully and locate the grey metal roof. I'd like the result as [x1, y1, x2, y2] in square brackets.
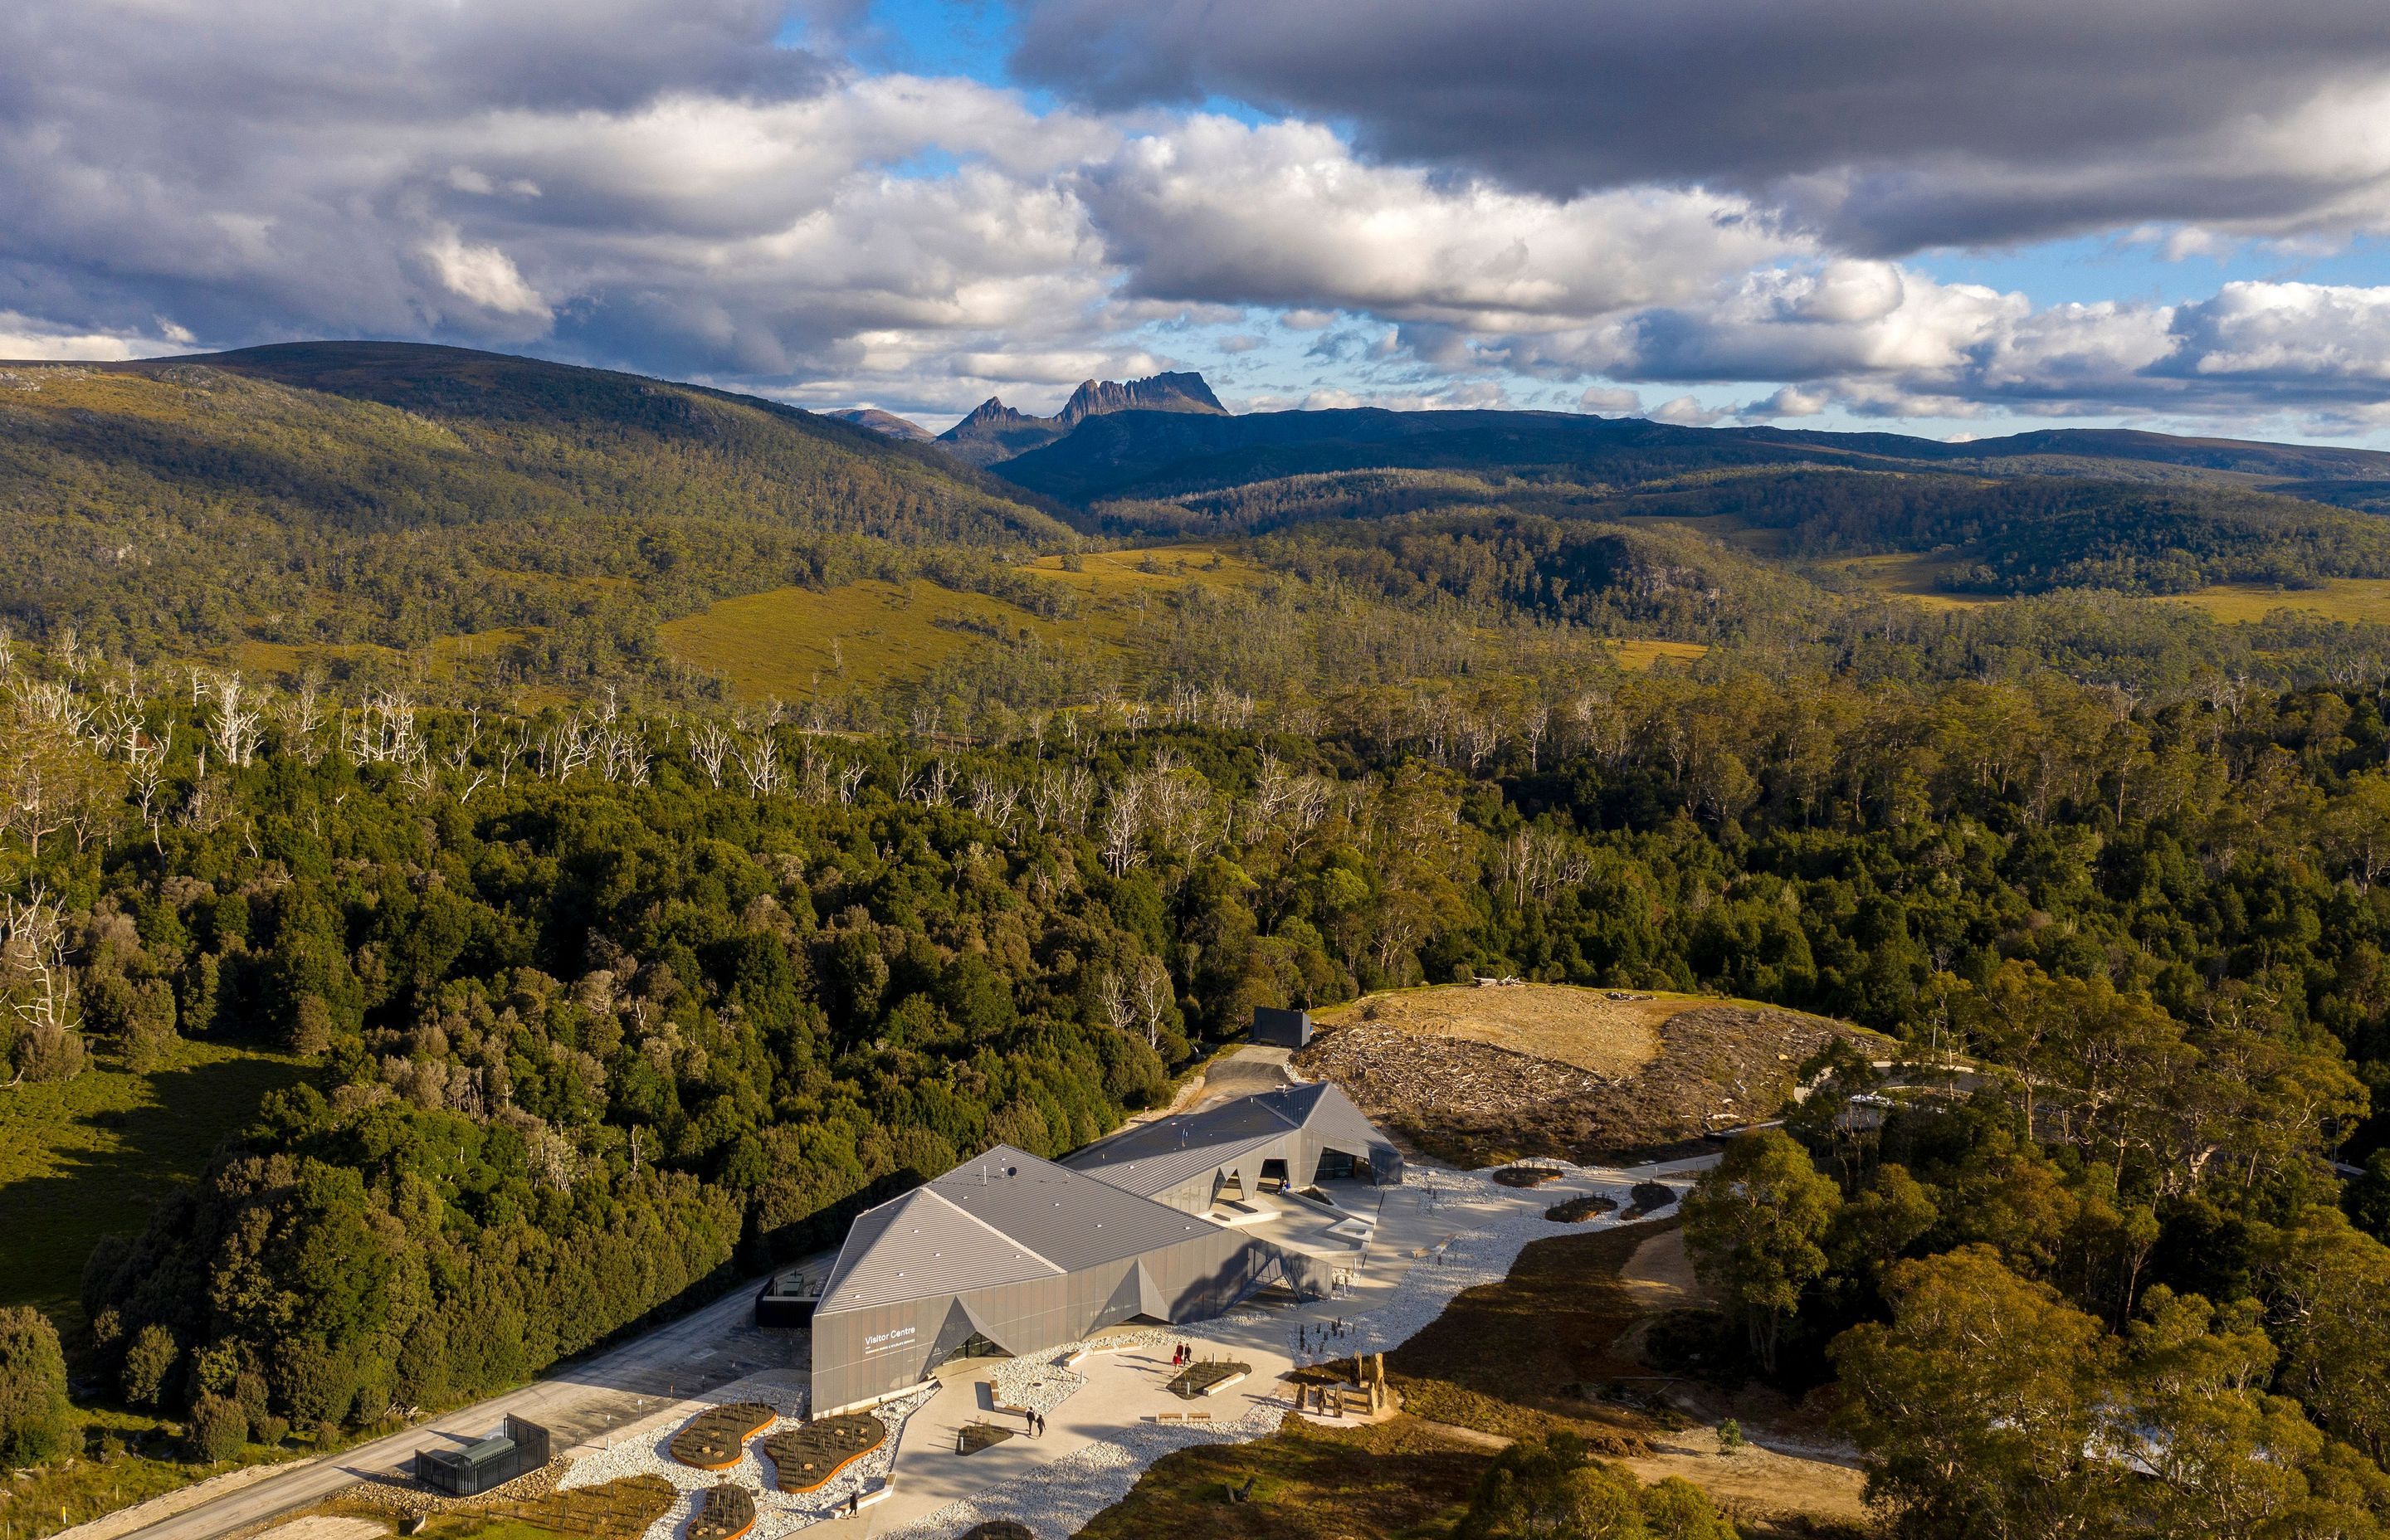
[1064, 1080, 1397, 1197]
[931, 1145, 1222, 1272]
[814, 1145, 1225, 1316]
[815, 1182, 1062, 1315]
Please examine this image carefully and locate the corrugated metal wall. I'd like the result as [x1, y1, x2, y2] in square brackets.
[810, 1226, 1285, 1413]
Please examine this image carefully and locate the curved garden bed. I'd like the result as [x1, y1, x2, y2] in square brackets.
[687, 1482, 757, 1540]
[668, 1402, 778, 1470]
[760, 1412, 886, 1493]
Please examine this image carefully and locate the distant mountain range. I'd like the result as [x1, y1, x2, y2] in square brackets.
[935, 371, 1226, 466]
[984, 397, 2390, 509]
[821, 407, 934, 442]
[12, 339, 2390, 636]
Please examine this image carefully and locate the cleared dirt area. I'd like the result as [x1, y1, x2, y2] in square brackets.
[1626, 1427, 1870, 1533]
[1300, 985, 1872, 1165]
[1313, 984, 1669, 1077]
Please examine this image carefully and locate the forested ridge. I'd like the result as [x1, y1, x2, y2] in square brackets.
[14, 342, 2390, 1533]
[0, 346, 1066, 677]
[0, 614, 2374, 1527]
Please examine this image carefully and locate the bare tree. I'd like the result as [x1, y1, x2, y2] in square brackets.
[690, 721, 732, 788]
[494, 724, 527, 789]
[1028, 763, 1095, 833]
[1133, 958, 1173, 1050]
[126, 722, 172, 850]
[1, 887, 77, 1042]
[210, 671, 264, 767]
[1100, 781, 1146, 876]
[968, 773, 1020, 830]
[347, 691, 422, 765]
[738, 733, 785, 797]
[3, 759, 66, 858]
[1099, 969, 1137, 1039]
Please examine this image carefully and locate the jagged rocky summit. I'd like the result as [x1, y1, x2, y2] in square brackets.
[937, 370, 1225, 465]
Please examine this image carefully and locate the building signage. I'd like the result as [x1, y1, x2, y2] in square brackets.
[862, 1325, 917, 1357]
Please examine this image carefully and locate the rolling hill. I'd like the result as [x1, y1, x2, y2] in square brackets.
[0, 342, 1071, 667]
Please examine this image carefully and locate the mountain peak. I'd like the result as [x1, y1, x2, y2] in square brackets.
[1056, 371, 1227, 427]
[937, 372, 1226, 465]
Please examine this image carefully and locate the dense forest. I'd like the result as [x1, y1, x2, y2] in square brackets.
[0, 347, 1066, 675]
[0, 605, 2374, 1532]
[11, 343, 2390, 1534]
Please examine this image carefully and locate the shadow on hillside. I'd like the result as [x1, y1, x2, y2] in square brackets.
[0, 1048, 309, 1329]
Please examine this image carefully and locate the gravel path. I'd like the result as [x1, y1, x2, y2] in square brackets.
[554, 1376, 934, 1540]
[885, 1160, 1695, 1538]
[880, 1396, 1290, 1540]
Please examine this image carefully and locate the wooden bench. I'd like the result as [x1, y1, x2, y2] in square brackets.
[854, 1485, 892, 1510]
[1154, 1411, 1183, 1422]
[1187, 1411, 1212, 1422]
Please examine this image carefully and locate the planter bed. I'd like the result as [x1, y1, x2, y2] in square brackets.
[760, 1412, 886, 1494]
[1167, 1361, 1251, 1399]
[686, 1482, 756, 1540]
[667, 1402, 779, 1470]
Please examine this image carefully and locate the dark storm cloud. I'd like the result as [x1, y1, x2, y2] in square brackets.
[1012, 0, 2390, 253]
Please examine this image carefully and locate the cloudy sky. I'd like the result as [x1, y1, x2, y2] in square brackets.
[9, 0, 2390, 440]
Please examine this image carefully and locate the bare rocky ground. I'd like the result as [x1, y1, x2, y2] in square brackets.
[1300, 989, 1872, 1165]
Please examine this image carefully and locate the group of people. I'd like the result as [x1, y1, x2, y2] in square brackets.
[1170, 1342, 1196, 1367]
[1025, 1407, 1048, 1436]
[1295, 1318, 1353, 1356]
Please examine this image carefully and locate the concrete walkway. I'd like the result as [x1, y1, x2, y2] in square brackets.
[816, 1151, 1717, 1538]
[804, 1328, 1295, 1536]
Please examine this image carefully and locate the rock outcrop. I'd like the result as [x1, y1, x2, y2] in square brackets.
[937, 371, 1225, 465]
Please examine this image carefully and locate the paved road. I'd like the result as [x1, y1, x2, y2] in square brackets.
[117, 1275, 798, 1540]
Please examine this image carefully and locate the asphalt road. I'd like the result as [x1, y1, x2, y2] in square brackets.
[119, 1272, 802, 1540]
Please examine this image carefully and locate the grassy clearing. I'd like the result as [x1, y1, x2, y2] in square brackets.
[658, 544, 1264, 700]
[0, 1037, 310, 1332]
[1017, 545, 1269, 593]
[1603, 638, 1711, 671]
[316, 1474, 675, 1540]
[1827, 554, 2390, 628]
[232, 625, 547, 686]
[656, 578, 1071, 700]
[2158, 578, 2390, 624]
[1612, 512, 1790, 558]
[0, 1419, 310, 1540]
[1314, 984, 1670, 1078]
[1825, 552, 1998, 612]
[1075, 1416, 1493, 1540]
[415, 1521, 572, 1540]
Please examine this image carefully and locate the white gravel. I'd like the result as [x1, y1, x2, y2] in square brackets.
[887, 1160, 1698, 1538]
[1279, 1164, 1682, 1373]
[988, 1357, 1086, 1416]
[557, 1161, 1699, 1538]
[554, 1375, 935, 1540]
[880, 1394, 1290, 1540]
